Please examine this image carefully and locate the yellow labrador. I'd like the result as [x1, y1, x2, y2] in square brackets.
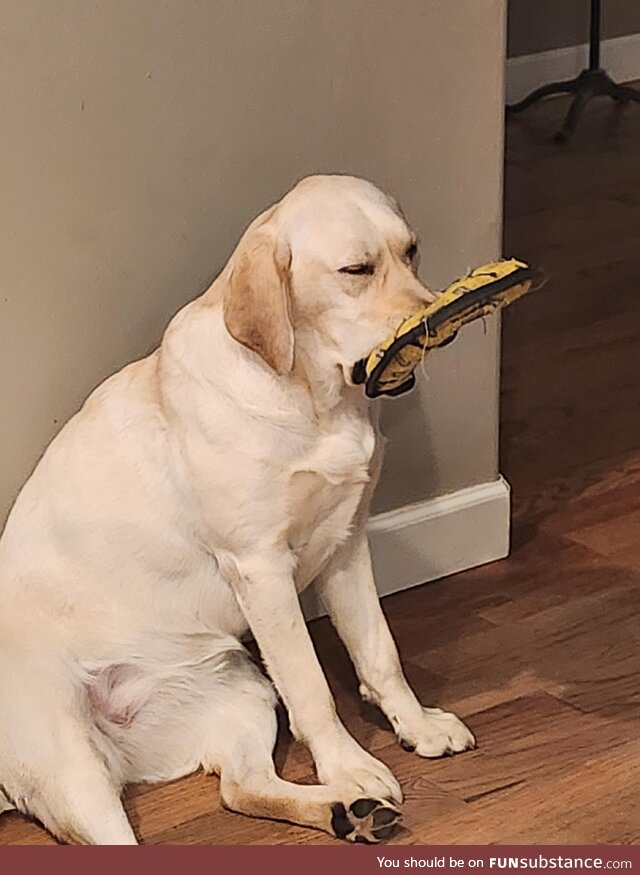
[0, 175, 474, 845]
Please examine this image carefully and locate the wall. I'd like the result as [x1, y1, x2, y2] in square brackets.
[508, 0, 640, 57]
[0, 0, 506, 530]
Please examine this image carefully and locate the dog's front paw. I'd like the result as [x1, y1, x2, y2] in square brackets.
[316, 738, 403, 804]
[330, 797, 401, 843]
[397, 707, 476, 758]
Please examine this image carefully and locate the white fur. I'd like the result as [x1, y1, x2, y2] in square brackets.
[0, 175, 474, 845]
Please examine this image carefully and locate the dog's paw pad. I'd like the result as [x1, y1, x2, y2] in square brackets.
[331, 799, 402, 843]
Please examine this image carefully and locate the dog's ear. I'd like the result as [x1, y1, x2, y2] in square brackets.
[223, 229, 294, 376]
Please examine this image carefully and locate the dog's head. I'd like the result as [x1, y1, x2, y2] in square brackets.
[223, 175, 435, 388]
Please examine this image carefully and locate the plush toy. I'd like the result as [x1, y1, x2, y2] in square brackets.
[352, 258, 536, 398]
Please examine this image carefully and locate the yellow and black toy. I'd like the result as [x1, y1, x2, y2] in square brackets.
[352, 258, 537, 398]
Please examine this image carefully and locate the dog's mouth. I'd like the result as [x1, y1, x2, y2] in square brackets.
[341, 361, 359, 388]
[348, 311, 421, 390]
[350, 359, 367, 386]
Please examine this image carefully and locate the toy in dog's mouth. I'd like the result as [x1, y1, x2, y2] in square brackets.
[352, 258, 539, 399]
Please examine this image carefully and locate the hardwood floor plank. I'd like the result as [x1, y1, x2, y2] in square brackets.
[125, 772, 217, 842]
[416, 739, 640, 845]
[0, 814, 57, 846]
[569, 507, 640, 570]
[414, 693, 634, 801]
[414, 583, 640, 721]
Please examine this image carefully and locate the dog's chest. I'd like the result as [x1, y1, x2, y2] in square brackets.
[286, 415, 376, 588]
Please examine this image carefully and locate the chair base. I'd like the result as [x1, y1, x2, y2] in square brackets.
[506, 67, 640, 143]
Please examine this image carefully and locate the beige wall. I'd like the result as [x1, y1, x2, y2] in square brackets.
[508, 0, 640, 57]
[0, 0, 506, 526]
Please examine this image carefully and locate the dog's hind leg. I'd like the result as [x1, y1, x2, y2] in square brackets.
[0, 652, 137, 845]
[1, 715, 137, 845]
[200, 653, 401, 844]
[28, 729, 137, 845]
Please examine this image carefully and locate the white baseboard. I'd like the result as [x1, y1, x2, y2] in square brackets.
[302, 476, 511, 619]
[506, 33, 640, 105]
[367, 475, 511, 597]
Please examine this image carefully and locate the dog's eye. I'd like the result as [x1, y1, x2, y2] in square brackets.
[405, 242, 418, 262]
[339, 263, 374, 276]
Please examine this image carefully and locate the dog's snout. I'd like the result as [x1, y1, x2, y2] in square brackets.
[415, 283, 438, 305]
[400, 283, 437, 314]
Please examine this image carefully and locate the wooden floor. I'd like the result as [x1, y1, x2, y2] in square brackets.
[2, 90, 640, 846]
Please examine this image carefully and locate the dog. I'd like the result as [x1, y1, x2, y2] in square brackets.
[0, 175, 475, 845]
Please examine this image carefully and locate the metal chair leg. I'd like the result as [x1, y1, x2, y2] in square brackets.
[609, 83, 640, 104]
[507, 78, 578, 115]
[554, 87, 595, 143]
